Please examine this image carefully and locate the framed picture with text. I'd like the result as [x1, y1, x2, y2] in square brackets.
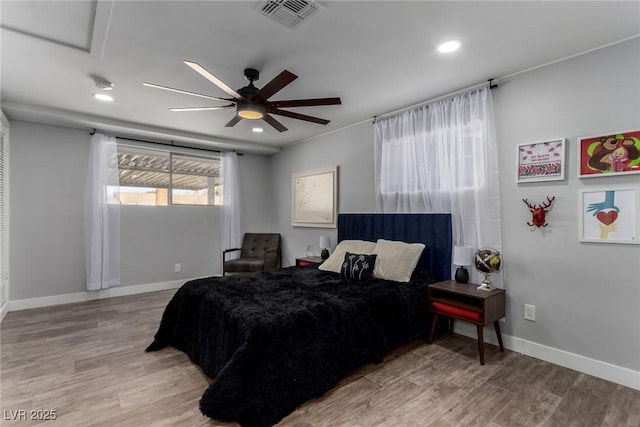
[578, 129, 640, 178]
[517, 138, 566, 183]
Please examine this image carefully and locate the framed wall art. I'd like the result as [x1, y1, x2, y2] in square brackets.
[517, 138, 566, 183]
[292, 166, 338, 228]
[577, 129, 640, 178]
[578, 185, 639, 244]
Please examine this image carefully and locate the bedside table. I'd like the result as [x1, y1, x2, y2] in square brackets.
[427, 280, 505, 365]
[295, 256, 324, 267]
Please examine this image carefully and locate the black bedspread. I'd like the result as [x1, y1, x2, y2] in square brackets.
[146, 266, 435, 427]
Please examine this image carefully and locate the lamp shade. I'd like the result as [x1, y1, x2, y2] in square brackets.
[453, 245, 473, 266]
[319, 235, 331, 249]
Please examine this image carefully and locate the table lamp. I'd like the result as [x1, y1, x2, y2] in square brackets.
[453, 245, 473, 283]
[319, 236, 331, 260]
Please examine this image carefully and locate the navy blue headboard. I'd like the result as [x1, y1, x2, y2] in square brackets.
[337, 213, 452, 281]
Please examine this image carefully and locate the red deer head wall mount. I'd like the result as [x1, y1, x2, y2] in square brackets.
[523, 196, 555, 227]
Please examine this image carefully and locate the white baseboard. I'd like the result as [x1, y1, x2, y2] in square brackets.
[7, 279, 191, 312]
[453, 323, 640, 392]
[0, 300, 8, 321]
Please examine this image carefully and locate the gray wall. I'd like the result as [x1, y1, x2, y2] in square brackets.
[494, 38, 640, 371]
[9, 120, 273, 299]
[270, 39, 640, 372]
[270, 123, 375, 265]
[10, 123, 89, 299]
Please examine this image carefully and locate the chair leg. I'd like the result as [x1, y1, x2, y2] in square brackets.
[428, 313, 439, 344]
[494, 321, 504, 352]
[477, 325, 485, 365]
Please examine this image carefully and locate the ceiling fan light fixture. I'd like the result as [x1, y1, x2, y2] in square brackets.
[237, 102, 266, 120]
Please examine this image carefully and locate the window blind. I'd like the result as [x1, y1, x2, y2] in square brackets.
[0, 116, 8, 308]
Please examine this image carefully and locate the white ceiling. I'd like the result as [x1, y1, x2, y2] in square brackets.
[1, 1, 639, 155]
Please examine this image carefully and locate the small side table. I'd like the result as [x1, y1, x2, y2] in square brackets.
[295, 256, 324, 267]
[428, 280, 505, 365]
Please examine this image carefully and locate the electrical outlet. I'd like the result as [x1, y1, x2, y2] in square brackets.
[174, 263, 181, 273]
[524, 304, 536, 321]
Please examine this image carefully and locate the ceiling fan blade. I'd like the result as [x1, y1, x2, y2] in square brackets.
[183, 60, 246, 100]
[225, 115, 242, 128]
[269, 108, 330, 125]
[251, 70, 297, 104]
[169, 104, 235, 112]
[143, 82, 233, 102]
[269, 97, 342, 108]
[263, 114, 288, 132]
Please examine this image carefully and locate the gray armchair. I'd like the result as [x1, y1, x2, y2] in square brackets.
[222, 233, 282, 276]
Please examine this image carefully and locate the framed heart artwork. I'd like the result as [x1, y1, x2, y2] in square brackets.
[578, 186, 640, 244]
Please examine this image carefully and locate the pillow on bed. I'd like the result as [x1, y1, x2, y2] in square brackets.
[372, 239, 425, 282]
[318, 240, 376, 273]
[340, 252, 377, 281]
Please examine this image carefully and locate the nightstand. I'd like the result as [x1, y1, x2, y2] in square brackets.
[427, 280, 505, 365]
[295, 256, 324, 267]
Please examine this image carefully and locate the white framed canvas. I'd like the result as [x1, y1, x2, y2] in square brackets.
[292, 166, 338, 228]
[578, 185, 639, 244]
[517, 138, 566, 183]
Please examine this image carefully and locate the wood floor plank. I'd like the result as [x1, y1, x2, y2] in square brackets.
[2, 289, 638, 427]
[602, 385, 640, 427]
[491, 383, 563, 427]
[434, 381, 514, 426]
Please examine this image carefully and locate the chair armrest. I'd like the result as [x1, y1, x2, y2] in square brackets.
[223, 248, 242, 264]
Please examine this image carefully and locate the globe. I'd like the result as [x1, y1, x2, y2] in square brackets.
[474, 248, 502, 291]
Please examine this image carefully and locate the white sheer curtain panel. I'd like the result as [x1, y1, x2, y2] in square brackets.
[219, 151, 242, 268]
[374, 87, 502, 283]
[84, 132, 120, 290]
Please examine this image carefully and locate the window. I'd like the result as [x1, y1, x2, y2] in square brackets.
[0, 113, 8, 310]
[171, 154, 222, 205]
[111, 145, 221, 206]
[379, 121, 482, 195]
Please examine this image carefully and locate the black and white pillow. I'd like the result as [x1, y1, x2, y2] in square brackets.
[340, 252, 377, 281]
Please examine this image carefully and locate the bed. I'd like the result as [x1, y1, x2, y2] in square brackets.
[146, 213, 452, 427]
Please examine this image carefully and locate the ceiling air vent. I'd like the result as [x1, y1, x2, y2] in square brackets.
[256, 0, 322, 29]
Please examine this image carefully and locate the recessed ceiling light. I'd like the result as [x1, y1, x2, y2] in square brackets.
[252, 127, 264, 133]
[438, 40, 461, 53]
[93, 93, 114, 102]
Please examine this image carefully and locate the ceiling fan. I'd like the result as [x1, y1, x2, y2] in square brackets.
[143, 61, 342, 132]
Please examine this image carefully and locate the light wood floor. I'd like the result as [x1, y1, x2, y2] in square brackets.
[1, 289, 639, 427]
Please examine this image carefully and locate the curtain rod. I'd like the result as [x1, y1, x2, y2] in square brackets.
[89, 129, 243, 155]
[373, 78, 498, 123]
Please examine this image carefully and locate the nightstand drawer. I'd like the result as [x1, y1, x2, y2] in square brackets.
[295, 257, 323, 267]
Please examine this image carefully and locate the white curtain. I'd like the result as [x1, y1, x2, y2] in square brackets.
[219, 151, 242, 267]
[84, 132, 120, 290]
[374, 87, 502, 282]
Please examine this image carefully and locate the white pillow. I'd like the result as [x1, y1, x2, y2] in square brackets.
[318, 240, 376, 273]
[372, 239, 425, 282]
